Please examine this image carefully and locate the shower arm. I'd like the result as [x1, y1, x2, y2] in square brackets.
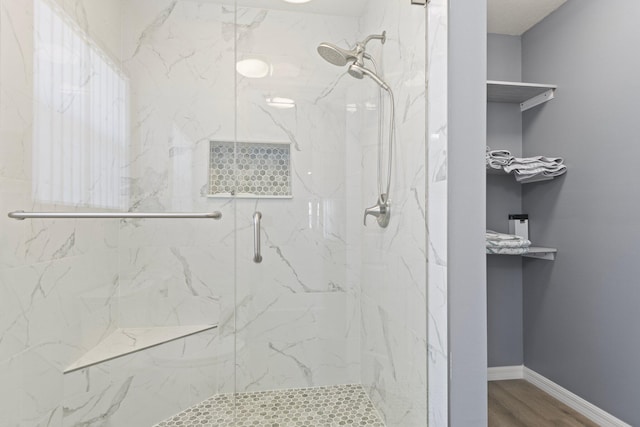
[362, 32, 386, 47]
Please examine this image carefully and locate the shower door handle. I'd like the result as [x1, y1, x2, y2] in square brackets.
[253, 212, 263, 263]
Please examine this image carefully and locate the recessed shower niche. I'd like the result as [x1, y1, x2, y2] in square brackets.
[208, 141, 292, 198]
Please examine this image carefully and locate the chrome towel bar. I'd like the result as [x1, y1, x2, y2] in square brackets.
[7, 211, 222, 220]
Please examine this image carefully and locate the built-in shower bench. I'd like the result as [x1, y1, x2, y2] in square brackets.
[64, 324, 217, 374]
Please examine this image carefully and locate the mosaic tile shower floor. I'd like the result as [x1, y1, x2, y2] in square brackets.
[154, 384, 385, 427]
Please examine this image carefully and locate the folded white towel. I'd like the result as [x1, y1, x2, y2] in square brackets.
[487, 161, 506, 171]
[486, 147, 514, 170]
[509, 156, 563, 165]
[512, 164, 568, 182]
[486, 147, 568, 182]
[504, 160, 563, 172]
[486, 246, 531, 255]
[486, 230, 531, 248]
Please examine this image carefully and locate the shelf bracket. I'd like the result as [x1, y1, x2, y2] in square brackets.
[522, 251, 556, 261]
[520, 88, 555, 112]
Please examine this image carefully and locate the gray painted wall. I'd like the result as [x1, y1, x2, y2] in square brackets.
[522, 0, 640, 424]
[487, 34, 524, 367]
[448, 0, 487, 425]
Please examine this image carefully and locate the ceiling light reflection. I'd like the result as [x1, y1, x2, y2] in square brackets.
[266, 97, 296, 109]
[236, 58, 270, 78]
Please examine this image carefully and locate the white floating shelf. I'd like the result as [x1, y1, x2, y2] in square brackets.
[523, 247, 557, 260]
[487, 80, 557, 111]
[486, 167, 508, 176]
[64, 324, 217, 374]
[486, 168, 557, 184]
[487, 247, 557, 261]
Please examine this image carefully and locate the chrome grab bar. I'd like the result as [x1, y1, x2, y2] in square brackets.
[253, 211, 263, 263]
[7, 211, 222, 220]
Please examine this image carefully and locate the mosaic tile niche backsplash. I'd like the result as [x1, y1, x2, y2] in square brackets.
[209, 141, 292, 198]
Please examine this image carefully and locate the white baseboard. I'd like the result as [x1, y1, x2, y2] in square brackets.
[487, 365, 524, 381]
[523, 367, 631, 427]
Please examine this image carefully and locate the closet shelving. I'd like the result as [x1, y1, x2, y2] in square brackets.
[487, 80, 557, 111]
[486, 167, 556, 184]
[487, 80, 561, 184]
[487, 247, 557, 261]
[486, 79, 559, 261]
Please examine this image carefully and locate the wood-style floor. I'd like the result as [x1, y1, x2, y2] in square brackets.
[488, 380, 599, 427]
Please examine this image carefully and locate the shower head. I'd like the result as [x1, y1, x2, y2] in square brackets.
[317, 32, 385, 68]
[317, 43, 358, 67]
[348, 63, 390, 92]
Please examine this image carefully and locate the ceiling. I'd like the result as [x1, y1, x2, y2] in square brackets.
[488, 0, 567, 36]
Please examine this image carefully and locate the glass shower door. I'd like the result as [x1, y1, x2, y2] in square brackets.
[232, 2, 429, 426]
[230, 3, 371, 425]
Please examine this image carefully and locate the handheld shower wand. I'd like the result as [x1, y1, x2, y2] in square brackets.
[347, 63, 391, 92]
[317, 31, 396, 228]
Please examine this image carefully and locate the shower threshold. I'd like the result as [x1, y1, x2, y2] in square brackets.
[154, 384, 385, 427]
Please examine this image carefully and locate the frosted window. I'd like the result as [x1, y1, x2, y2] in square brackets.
[33, 0, 128, 209]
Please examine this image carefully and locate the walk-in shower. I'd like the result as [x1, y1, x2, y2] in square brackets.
[318, 32, 396, 228]
[0, 0, 430, 425]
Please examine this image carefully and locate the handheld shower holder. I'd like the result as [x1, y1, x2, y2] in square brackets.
[353, 31, 386, 67]
[364, 194, 390, 228]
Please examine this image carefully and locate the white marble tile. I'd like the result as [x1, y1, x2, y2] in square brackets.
[0, 249, 119, 371]
[7, 349, 64, 427]
[352, 1, 430, 426]
[0, 359, 21, 425]
[62, 329, 224, 426]
[426, 1, 449, 426]
[0, 178, 29, 270]
[0, 0, 34, 182]
[117, 245, 228, 327]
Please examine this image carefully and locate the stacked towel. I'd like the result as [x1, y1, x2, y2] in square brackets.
[486, 230, 531, 255]
[486, 147, 512, 171]
[504, 156, 567, 183]
[486, 147, 567, 182]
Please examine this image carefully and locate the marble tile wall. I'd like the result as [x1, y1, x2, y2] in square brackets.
[352, 2, 430, 426]
[426, 2, 449, 425]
